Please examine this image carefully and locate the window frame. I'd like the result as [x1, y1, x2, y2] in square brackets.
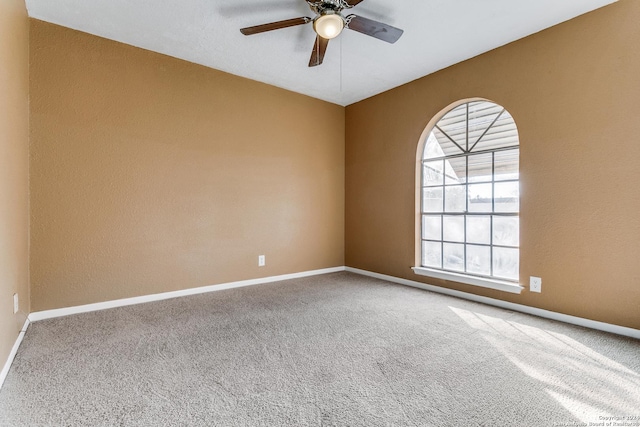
[413, 99, 523, 294]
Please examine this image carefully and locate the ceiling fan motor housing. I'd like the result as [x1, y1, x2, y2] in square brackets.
[307, 0, 354, 15]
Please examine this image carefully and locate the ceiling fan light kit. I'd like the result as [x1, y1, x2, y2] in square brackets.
[239, 0, 404, 67]
[313, 12, 344, 40]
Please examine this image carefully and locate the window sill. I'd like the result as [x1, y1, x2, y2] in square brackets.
[411, 267, 523, 294]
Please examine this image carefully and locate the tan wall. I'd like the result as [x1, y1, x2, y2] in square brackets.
[29, 20, 344, 312]
[345, 0, 640, 329]
[0, 0, 30, 365]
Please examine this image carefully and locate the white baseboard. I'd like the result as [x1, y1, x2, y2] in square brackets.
[8, 264, 637, 388]
[0, 318, 30, 391]
[29, 266, 346, 322]
[345, 267, 640, 340]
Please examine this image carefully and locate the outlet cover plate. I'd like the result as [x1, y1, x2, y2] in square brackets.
[258, 255, 265, 267]
[530, 276, 542, 293]
[13, 293, 19, 314]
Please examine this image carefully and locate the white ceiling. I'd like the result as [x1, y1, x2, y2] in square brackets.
[26, 0, 617, 106]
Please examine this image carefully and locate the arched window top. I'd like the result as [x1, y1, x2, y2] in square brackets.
[414, 100, 523, 294]
[423, 100, 519, 160]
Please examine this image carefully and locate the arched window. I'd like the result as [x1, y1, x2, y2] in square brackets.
[413, 100, 522, 293]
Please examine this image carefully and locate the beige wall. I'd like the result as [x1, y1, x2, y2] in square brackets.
[25, 1, 640, 329]
[29, 20, 344, 311]
[0, 0, 30, 366]
[345, 0, 640, 329]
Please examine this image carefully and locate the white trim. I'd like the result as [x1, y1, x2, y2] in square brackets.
[346, 267, 640, 340]
[11, 264, 638, 382]
[29, 267, 346, 322]
[0, 318, 30, 390]
[412, 266, 523, 294]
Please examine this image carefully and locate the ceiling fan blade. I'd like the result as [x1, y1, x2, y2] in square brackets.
[345, 15, 403, 44]
[345, 0, 365, 6]
[240, 17, 312, 35]
[309, 35, 329, 67]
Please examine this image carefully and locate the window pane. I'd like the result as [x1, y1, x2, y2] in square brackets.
[493, 216, 519, 247]
[445, 185, 466, 212]
[466, 245, 491, 276]
[494, 181, 519, 213]
[468, 153, 492, 183]
[443, 216, 464, 243]
[423, 160, 444, 186]
[443, 243, 464, 272]
[423, 188, 443, 213]
[433, 127, 465, 157]
[422, 241, 442, 269]
[495, 149, 519, 181]
[422, 215, 442, 241]
[444, 157, 466, 184]
[473, 111, 518, 152]
[466, 216, 491, 244]
[493, 247, 519, 281]
[468, 183, 492, 212]
[423, 132, 445, 160]
[468, 101, 504, 150]
[436, 104, 467, 150]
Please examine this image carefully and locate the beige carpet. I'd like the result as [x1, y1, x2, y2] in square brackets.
[1, 272, 639, 426]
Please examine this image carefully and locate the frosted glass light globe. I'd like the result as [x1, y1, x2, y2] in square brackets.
[313, 14, 344, 39]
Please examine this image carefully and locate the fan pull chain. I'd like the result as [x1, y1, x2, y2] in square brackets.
[340, 36, 343, 92]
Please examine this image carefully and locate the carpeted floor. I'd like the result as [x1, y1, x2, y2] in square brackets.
[1, 272, 639, 426]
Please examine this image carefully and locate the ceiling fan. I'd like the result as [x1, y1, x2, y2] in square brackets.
[240, 0, 404, 67]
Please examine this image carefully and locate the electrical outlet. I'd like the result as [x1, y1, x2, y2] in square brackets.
[258, 255, 265, 267]
[13, 293, 19, 314]
[530, 276, 542, 293]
